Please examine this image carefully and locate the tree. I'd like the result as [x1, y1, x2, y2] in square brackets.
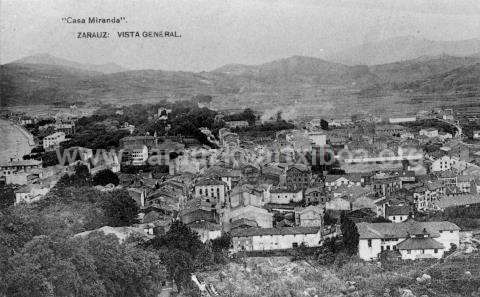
[2, 233, 166, 297]
[158, 248, 195, 292]
[0, 186, 15, 210]
[320, 119, 329, 130]
[92, 169, 119, 186]
[324, 211, 337, 226]
[102, 190, 139, 227]
[149, 221, 203, 258]
[340, 212, 359, 255]
[211, 232, 232, 252]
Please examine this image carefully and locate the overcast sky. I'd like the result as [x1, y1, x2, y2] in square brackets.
[1, 0, 480, 71]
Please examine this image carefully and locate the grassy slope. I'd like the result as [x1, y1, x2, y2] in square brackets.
[198, 254, 480, 297]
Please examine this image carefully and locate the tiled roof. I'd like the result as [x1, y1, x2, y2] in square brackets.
[396, 237, 444, 250]
[356, 221, 460, 239]
[231, 226, 320, 237]
[305, 187, 324, 195]
[386, 205, 412, 216]
[287, 164, 311, 172]
[195, 178, 227, 187]
[436, 194, 480, 209]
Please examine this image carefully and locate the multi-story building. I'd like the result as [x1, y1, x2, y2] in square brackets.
[123, 145, 149, 166]
[372, 173, 402, 197]
[285, 164, 312, 190]
[194, 178, 228, 206]
[43, 131, 66, 150]
[430, 156, 456, 172]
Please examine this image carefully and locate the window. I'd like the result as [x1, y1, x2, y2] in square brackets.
[386, 246, 390, 250]
[381, 246, 384, 252]
[292, 243, 298, 248]
[368, 239, 372, 247]
[421, 249, 425, 254]
[434, 249, 438, 253]
[407, 250, 411, 254]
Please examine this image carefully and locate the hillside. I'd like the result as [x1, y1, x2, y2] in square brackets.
[13, 53, 126, 74]
[327, 36, 480, 66]
[401, 63, 480, 95]
[212, 55, 379, 87]
[0, 63, 219, 106]
[0, 63, 97, 106]
[370, 55, 480, 84]
[2, 52, 480, 108]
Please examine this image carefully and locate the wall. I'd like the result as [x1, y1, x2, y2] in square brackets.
[358, 238, 382, 261]
[437, 230, 460, 251]
[400, 248, 444, 260]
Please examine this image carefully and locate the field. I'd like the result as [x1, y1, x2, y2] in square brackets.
[197, 253, 480, 297]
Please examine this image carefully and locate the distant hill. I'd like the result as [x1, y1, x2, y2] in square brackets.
[327, 36, 480, 65]
[0, 63, 97, 106]
[370, 54, 480, 84]
[400, 63, 480, 95]
[212, 55, 379, 87]
[12, 53, 126, 74]
[0, 63, 216, 106]
[2, 52, 480, 107]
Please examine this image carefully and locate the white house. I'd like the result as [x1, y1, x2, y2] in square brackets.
[325, 197, 351, 211]
[388, 117, 416, 124]
[419, 128, 439, 138]
[15, 183, 51, 204]
[222, 205, 273, 229]
[188, 221, 222, 243]
[307, 131, 327, 146]
[268, 187, 303, 204]
[430, 156, 455, 172]
[438, 132, 453, 141]
[324, 174, 362, 190]
[385, 205, 413, 223]
[473, 130, 480, 140]
[230, 227, 322, 252]
[127, 145, 149, 166]
[356, 221, 460, 261]
[294, 205, 324, 227]
[43, 131, 66, 150]
[229, 184, 266, 208]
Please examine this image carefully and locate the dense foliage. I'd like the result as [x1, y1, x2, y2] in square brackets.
[340, 212, 359, 255]
[93, 169, 120, 186]
[1, 232, 165, 297]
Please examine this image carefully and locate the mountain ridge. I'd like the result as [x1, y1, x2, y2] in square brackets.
[11, 53, 127, 74]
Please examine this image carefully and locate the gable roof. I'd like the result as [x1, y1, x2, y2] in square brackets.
[385, 205, 412, 216]
[396, 237, 444, 250]
[356, 221, 460, 239]
[287, 164, 311, 173]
